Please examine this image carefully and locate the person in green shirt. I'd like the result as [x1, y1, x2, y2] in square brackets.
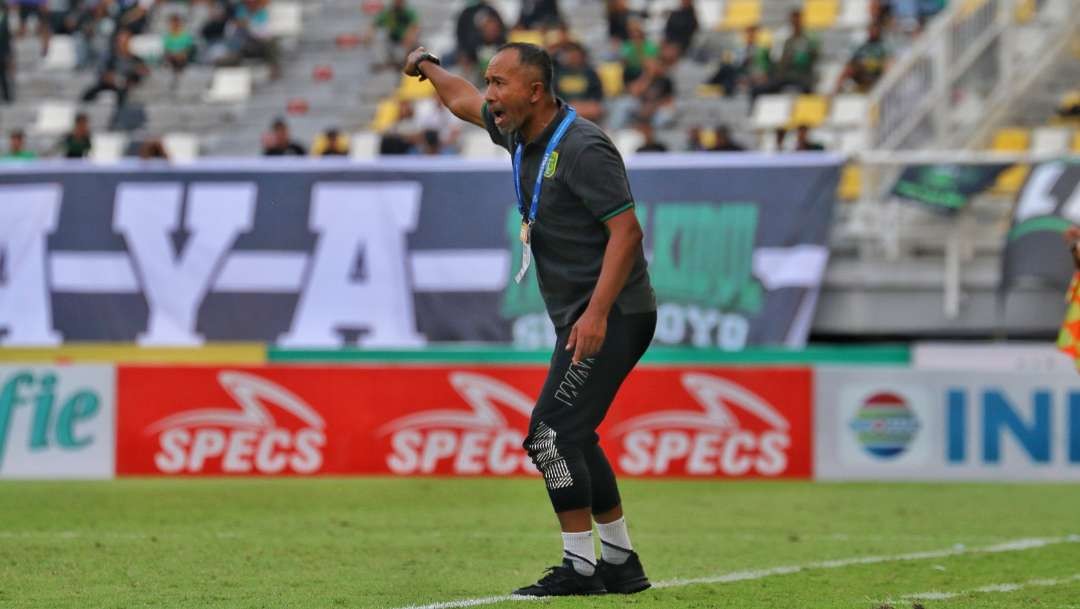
[752, 9, 819, 100]
[164, 14, 195, 87]
[363, 0, 420, 69]
[834, 21, 892, 94]
[708, 25, 772, 97]
[2, 130, 35, 160]
[620, 17, 658, 86]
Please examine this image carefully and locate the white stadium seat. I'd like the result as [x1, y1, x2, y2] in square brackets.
[203, 68, 253, 103]
[751, 94, 794, 131]
[350, 132, 380, 160]
[1031, 127, 1071, 153]
[462, 131, 505, 158]
[828, 94, 868, 129]
[268, 2, 303, 38]
[129, 34, 165, 63]
[32, 102, 76, 136]
[839, 0, 871, 28]
[163, 133, 200, 163]
[613, 129, 645, 159]
[90, 132, 129, 163]
[42, 35, 77, 71]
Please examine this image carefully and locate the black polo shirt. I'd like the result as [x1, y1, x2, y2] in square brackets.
[481, 99, 656, 328]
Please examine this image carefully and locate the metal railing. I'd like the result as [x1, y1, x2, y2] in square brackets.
[863, 0, 1078, 151]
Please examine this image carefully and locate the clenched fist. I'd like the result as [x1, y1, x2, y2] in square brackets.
[403, 46, 429, 78]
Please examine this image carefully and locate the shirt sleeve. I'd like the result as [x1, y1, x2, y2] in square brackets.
[480, 102, 512, 151]
[565, 134, 636, 222]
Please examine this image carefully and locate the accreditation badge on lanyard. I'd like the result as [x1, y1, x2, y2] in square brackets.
[512, 107, 577, 284]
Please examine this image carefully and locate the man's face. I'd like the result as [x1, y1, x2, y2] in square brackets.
[484, 49, 543, 135]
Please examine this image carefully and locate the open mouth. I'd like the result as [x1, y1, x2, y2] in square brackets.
[491, 108, 507, 126]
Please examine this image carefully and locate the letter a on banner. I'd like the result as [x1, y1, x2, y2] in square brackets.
[115, 182, 256, 345]
[280, 182, 424, 347]
[0, 185, 62, 345]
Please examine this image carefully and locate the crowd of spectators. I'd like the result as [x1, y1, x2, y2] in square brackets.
[2, 0, 956, 161]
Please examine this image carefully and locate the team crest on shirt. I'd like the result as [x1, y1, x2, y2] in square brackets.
[544, 151, 559, 178]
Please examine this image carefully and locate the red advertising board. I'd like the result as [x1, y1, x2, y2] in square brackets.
[116, 365, 812, 478]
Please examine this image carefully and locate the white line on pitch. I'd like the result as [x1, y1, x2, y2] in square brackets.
[388, 535, 1080, 609]
[890, 573, 1080, 602]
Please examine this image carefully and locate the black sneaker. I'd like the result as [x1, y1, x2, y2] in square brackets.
[597, 551, 651, 594]
[512, 558, 606, 597]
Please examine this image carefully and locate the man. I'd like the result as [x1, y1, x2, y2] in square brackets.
[2, 129, 35, 160]
[834, 22, 891, 94]
[56, 112, 92, 158]
[81, 29, 149, 107]
[753, 9, 819, 99]
[553, 42, 604, 123]
[261, 118, 306, 156]
[403, 42, 656, 597]
[663, 0, 697, 56]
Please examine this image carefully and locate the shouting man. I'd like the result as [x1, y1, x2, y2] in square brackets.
[403, 43, 657, 596]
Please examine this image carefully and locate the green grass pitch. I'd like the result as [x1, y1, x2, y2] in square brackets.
[2, 478, 1079, 609]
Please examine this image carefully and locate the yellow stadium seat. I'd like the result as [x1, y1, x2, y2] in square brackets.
[839, 164, 862, 201]
[804, 0, 839, 30]
[696, 84, 723, 97]
[755, 27, 774, 49]
[721, 0, 762, 30]
[508, 29, 545, 46]
[1073, 131, 1080, 153]
[396, 75, 435, 101]
[959, 0, 988, 18]
[1014, 0, 1036, 23]
[370, 98, 400, 133]
[698, 128, 718, 149]
[990, 128, 1031, 151]
[790, 94, 829, 128]
[992, 165, 1031, 196]
[598, 62, 624, 98]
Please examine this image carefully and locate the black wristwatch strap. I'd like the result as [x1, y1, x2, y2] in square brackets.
[415, 53, 441, 81]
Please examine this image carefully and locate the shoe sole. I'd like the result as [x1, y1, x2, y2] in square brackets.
[605, 577, 651, 594]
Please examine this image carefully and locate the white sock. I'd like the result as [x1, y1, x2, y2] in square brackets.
[561, 530, 596, 576]
[596, 517, 633, 565]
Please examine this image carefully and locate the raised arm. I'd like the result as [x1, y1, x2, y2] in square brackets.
[404, 47, 485, 128]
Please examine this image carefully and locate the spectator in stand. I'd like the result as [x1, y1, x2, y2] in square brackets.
[311, 127, 350, 157]
[163, 13, 195, 87]
[835, 22, 892, 93]
[516, 0, 560, 30]
[753, 10, 819, 99]
[380, 99, 421, 155]
[200, 0, 233, 62]
[690, 124, 746, 151]
[794, 125, 824, 151]
[12, 0, 46, 37]
[460, 10, 506, 86]
[610, 40, 677, 130]
[889, 0, 947, 29]
[138, 137, 169, 160]
[415, 96, 461, 153]
[262, 118, 306, 156]
[362, 0, 419, 71]
[220, 0, 281, 79]
[620, 16, 657, 86]
[708, 24, 771, 97]
[109, 0, 154, 36]
[81, 29, 149, 107]
[554, 41, 604, 123]
[56, 112, 92, 158]
[2, 129, 35, 159]
[606, 0, 634, 43]
[663, 0, 697, 57]
[454, 0, 503, 69]
[417, 128, 444, 155]
[634, 119, 667, 153]
[0, 5, 13, 104]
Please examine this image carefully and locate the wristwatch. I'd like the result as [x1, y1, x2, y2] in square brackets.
[415, 52, 441, 81]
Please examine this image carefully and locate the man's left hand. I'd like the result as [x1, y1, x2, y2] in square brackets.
[565, 308, 607, 365]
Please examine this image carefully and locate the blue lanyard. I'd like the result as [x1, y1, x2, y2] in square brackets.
[512, 107, 577, 223]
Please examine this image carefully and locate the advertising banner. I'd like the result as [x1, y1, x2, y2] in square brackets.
[0, 365, 115, 479]
[116, 365, 813, 479]
[0, 155, 840, 349]
[1000, 160, 1080, 294]
[816, 367, 1080, 480]
[890, 163, 1010, 214]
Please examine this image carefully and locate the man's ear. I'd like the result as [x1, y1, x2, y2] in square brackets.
[529, 82, 545, 104]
